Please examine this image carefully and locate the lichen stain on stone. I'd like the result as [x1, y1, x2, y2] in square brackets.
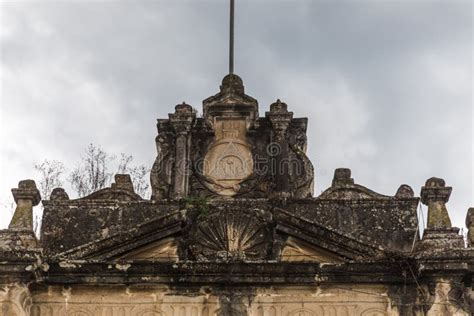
[59, 261, 78, 269]
[40, 262, 50, 272]
[115, 263, 131, 271]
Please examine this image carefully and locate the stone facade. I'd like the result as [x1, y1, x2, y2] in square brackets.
[1, 74, 473, 315]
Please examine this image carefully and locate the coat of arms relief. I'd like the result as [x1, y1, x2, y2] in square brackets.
[202, 118, 254, 196]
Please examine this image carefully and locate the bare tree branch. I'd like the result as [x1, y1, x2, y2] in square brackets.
[33, 159, 66, 237]
[34, 160, 65, 199]
[117, 153, 151, 198]
[69, 144, 115, 197]
[33, 145, 151, 201]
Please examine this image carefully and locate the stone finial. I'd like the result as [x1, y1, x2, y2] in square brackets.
[111, 174, 134, 192]
[420, 177, 452, 229]
[203, 73, 258, 129]
[220, 73, 244, 94]
[50, 188, 69, 201]
[266, 99, 293, 141]
[270, 99, 288, 113]
[332, 168, 354, 187]
[466, 207, 474, 246]
[9, 180, 41, 230]
[169, 102, 196, 135]
[395, 184, 415, 198]
[174, 102, 193, 114]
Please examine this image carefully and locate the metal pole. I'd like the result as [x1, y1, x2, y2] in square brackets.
[229, 0, 234, 74]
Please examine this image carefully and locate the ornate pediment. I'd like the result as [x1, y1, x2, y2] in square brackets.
[186, 205, 273, 261]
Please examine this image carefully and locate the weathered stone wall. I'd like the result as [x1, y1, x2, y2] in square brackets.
[285, 199, 419, 252]
[40, 200, 180, 256]
[29, 284, 392, 316]
[2, 279, 472, 315]
[40, 197, 418, 259]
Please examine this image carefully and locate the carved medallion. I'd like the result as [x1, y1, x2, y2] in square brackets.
[203, 139, 253, 195]
[202, 118, 254, 196]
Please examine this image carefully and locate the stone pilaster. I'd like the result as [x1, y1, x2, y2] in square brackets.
[418, 177, 464, 251]
[1, 180, 41, 254]
[466, 207, 474, 247]
[9, 180, 41, 230]
[421, 177, 452, 229]
[169, 102, 195, 199]
[266, 99, 293, 195]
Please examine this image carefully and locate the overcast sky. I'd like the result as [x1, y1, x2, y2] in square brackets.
[0, 0, 472, 232]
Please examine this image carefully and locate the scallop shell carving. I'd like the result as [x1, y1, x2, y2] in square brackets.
[188, 209, 270, 261]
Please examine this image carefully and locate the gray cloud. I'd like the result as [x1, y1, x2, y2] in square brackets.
[1, 0, 472, 231]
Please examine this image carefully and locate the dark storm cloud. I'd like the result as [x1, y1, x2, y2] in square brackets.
[0, 1, 472, 230]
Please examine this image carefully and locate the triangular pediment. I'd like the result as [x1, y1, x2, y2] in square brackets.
[207, 93, 257, 106]
[274, 207, 384, 261]
[51, 210, 183, 261]
[119, 237, 178, 262]
[281, 237, 344, 263]
[203, 93, 258, 120]
[202, 74, 259, 127]
[202, 74, 258, 108]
